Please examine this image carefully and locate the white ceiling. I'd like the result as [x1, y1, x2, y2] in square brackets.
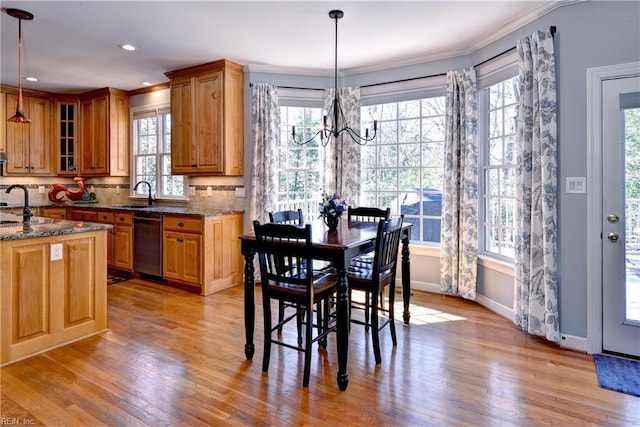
[0, 1, 568, 94]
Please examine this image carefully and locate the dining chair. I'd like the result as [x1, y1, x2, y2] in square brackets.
[269, 209, 304, 225]
[269, 209, 305, 338]
[253, 221, 337, 387]
[347, 206, 391, 329]
[347, 215, 404, 364]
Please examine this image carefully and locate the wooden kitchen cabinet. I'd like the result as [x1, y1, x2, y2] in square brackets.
[165, 59, 244, 176]
[94, 209, 133, 271]
[3, 91, 53, 175]
[55, 97, 79, 176]
[42, 206, 67, 219]
[112, 211, 133, 271]
[79, 87, 129, 176]
[0, 229, 107, 366]
[162, 213, 243, 295]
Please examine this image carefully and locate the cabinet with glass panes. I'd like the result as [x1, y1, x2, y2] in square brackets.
[55, 97, 78, 176]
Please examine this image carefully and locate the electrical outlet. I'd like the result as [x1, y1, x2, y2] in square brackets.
[207, 186, 212, 197]
[188, 186, 196, 196]
[235, 187, 246, 198]
[116, 185, 120, 195]
[90, 185, 95, 193]
[50, 243, 63, 261]
[38, 185, 45, 194]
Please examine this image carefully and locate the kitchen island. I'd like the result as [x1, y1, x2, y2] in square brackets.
[0, 214, 110, 366]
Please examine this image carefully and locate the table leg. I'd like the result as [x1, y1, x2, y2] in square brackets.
[243, 253, 255, 360]
[336, 265, 349, 391]
[401, 235, 411, 325]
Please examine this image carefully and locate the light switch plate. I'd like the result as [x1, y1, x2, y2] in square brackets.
[50, 243, 63, 261]
[235, 187, 246, 198]
[188, 186, 196, 196]
[566, 177, 586, 194]
[38, 185, 45, 194]
[207, 186, 212, 197]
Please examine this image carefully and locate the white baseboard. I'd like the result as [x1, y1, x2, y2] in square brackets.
[476, 294, 513, 320]
[559, 334, 588, 353]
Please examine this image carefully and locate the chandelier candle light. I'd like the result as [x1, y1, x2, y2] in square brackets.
[291, 10, 377, 146]
[6, 8, 34, 124]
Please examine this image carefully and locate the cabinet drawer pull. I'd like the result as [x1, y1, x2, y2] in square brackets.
[178, 222, 184, 227]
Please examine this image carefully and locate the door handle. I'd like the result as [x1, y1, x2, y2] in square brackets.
[607, 232, 619, 242]
[607, 213, 620, 224]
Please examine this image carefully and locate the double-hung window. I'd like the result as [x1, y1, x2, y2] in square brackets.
[131, 107, 185, 199]
[480, 76, 518, 259]
[361, 96, 446, 244]
[276, 105, 326, 214]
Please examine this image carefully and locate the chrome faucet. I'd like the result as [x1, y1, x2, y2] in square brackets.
[5, 184, 33, 224]
[133, 180, 154, 206]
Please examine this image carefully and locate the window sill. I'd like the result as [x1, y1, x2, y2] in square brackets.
[408, 244, 515, 277]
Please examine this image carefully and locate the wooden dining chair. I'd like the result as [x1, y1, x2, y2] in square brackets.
[269, 209, 304, 225]
[269, 209, 305, 338]
[253, 221, 337, 387]
[347, 206, 391, 329]
[347, 215, 404, 364]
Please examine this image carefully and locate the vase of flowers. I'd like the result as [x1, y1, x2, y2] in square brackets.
[319, 191, 347, 231]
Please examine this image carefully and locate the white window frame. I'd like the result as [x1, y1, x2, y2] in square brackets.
[131, 105, 187, 200]
[478, 76, 518, 261]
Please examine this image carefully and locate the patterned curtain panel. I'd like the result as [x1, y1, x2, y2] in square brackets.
[513, 29, 559, 342]
[249, 83, 279, 224]
[324, 87, 362, 205]
[440, 68, 479, 300]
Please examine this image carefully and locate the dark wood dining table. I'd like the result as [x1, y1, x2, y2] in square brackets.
[239, 218, 412, 391]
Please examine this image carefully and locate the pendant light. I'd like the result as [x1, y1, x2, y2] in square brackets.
[6, 8, 34, 124]
[291, 10, 377, 146]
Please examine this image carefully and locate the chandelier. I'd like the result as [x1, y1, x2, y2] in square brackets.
[6, 8, 34, 124]
[292, 10, 377, 146]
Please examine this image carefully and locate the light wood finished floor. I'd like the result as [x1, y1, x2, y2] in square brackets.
[2, 278, 639, 426]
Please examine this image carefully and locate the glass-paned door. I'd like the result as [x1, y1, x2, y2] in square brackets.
[602, 76, 640, 358]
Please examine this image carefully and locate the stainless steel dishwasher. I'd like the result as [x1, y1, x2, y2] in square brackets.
[133, 212, 163, 278]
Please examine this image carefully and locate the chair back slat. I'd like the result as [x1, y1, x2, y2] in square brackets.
[373, 216, 404, 279]
[348, 207, 391, 223]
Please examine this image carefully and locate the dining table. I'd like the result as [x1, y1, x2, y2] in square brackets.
[239, 217, 413, 391]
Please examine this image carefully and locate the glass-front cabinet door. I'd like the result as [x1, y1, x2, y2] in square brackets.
[56, 98, 77, 175]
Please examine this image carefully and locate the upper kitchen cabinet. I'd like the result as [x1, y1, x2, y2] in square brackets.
[79, 88, 129, 176]
[165, 59, 244, 176]
[2, 87, 53, 176]
[54, 95, 79, 176]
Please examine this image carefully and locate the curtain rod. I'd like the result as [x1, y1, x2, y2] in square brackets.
[362, 25, 556, 89]
[252, 26, 556, 91]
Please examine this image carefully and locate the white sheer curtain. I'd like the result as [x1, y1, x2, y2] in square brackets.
[512, 29, 559, 342]
[324, 87, 361, 205]
[440, 68, 478, 301]
[249, 83, 279, 224]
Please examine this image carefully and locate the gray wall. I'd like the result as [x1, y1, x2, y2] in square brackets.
[246, 1, 640, 340]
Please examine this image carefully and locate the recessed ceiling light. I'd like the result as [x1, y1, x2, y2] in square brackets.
[120, 44, 136, 51]
[141, 82, 152, 87]
[25, 76, 38, 82]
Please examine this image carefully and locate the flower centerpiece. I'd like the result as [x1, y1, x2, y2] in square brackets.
[319, 191, 347, 230]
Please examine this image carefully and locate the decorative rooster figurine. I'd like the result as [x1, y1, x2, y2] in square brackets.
[48, 176, 88, 203]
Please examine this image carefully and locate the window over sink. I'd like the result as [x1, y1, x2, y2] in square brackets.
[131, 106, 186, 199]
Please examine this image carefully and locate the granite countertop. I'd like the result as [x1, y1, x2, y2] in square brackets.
[0, 202, 243, 217]
[0, 213, 112, 241]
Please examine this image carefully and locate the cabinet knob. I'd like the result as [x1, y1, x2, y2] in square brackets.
[178, 222, 184, 227]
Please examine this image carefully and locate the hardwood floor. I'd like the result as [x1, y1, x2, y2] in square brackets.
[2, 278, 639, 426]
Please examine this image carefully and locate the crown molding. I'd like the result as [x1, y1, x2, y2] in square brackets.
[248, 0, 584, 78]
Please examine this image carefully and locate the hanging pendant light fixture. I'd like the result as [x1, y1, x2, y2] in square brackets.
[7, 8, 34, 124]
[292, 10, 377, 146]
